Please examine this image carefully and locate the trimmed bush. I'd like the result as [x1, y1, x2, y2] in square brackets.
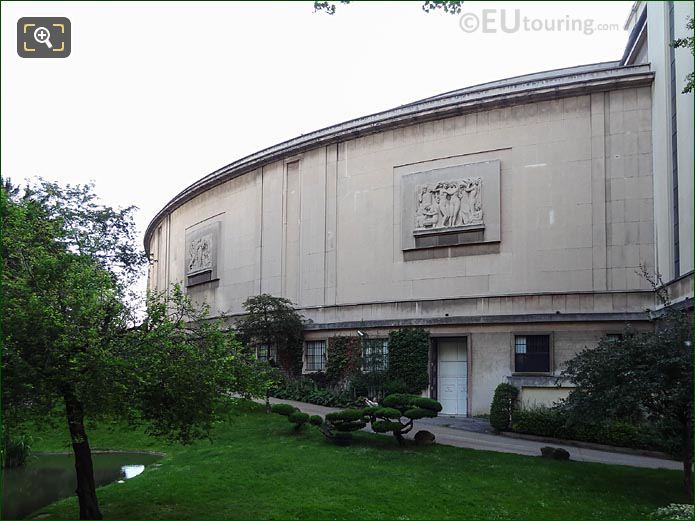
[511, 406, 565, 438]
[364, 393, 443, 446]
[411, 397, 443, 412]
[271, 403, 298, 417]
[372, 420, 403, 433]
[489, 383, 519, 432]
[309, 415, 323, 426]
[404, 408, 437, 420]
[288, 411, 310, 428]
[372, 407, 401, 419]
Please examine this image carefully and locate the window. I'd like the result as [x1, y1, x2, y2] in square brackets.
[256, 344, 276, 363]
[305, 340, 326, 372]
[605, 333, 623, 343]
[514, 335, 550, 373]
[362, 338, 389, 372]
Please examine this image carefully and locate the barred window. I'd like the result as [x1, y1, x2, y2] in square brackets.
[362, 338, 389, 372]
[256, 344, 276, 363]
[305, 340, 326, 372]
[514, 335, 550, 373]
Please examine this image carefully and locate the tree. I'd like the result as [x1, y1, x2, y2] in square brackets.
[364, 394, 442, 445]
[672, 16, 694, 94]
[235, 294, 305, 377]
[1, 180, 268, 519]
[313, 1, 463, 15]
[561, 269, 693, 501]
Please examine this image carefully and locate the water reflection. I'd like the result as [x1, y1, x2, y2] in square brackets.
[2, 452, 161, 519]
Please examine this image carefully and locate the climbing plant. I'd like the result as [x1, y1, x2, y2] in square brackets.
[326, 336, 362, 386]
[387, 328, 430, 394]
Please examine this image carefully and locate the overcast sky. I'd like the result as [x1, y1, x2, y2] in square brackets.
[2, 1, 633, 247]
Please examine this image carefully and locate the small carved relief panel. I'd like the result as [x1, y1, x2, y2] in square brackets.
[414, 178, 483, 232]
[185, 221, 220, 287]
[188, 234, 213, 273]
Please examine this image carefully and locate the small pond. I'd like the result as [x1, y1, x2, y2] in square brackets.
[2, 452, 162, 519]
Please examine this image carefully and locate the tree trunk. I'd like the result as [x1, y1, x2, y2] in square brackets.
[63, 391, 103, 520]
[684, 418, 693, 503]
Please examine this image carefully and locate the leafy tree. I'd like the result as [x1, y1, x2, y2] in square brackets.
[672, 16, 694, 94]
[235, 294, 305, 377]
[561, 269, 693, 501]
[1, 180, 268, 519]
[365, 394, 442, 445]
[313, 1, 463, 15]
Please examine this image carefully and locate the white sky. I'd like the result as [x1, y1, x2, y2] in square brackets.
[2, 1, 633, 248]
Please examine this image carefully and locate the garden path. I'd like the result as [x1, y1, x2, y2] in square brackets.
[265, 397, 682, 470]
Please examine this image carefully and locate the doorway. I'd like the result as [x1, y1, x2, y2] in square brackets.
[437, 338, 468, 416]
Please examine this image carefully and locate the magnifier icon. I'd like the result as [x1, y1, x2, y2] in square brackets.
[33, 26, 53, 49]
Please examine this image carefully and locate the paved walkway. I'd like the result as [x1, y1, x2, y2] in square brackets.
[266, 397, 681, 470]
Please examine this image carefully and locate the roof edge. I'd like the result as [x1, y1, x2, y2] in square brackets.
[144, 62, 654, 252]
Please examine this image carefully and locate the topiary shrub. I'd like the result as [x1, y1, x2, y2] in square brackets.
[365, 394, 442, 445]
[489, 383, 519, 432]
[270, 403, 298, 417]
[271, 403, 311, 432]
[387, 329, 430, 394]
[288, 411, 310, 431]
[319, 408, 368, 445]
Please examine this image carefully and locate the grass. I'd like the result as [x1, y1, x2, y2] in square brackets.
[25, 399, 684, 520]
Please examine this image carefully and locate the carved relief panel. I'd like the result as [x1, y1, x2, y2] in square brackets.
[185, 221, 220, 287]
[400, 160, 500, 251]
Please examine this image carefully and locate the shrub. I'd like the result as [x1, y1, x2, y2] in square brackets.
[511, 406, 565, 438]
[288, 411, 310, 430]
[271, 376, 353, 408]
[489, 383, 519, 432]
[387, 328, 430, 394]
[1, 432, 31, 468]
[309, 415, 323, 426]
[320, 408, 368, 445]
[364, 393, 443, 446]
[511, 406, 678, 454]
[270, 403, 298, 417]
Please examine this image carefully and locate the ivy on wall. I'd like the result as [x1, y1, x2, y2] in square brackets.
[326, 336, 362, 386]
[387, 328, 430, 393]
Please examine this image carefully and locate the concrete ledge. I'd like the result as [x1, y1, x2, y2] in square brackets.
[302, 311, 650, 331]
[499, 431, 679, 461]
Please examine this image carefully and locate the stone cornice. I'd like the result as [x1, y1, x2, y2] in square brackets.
[144, 62, 654, 252]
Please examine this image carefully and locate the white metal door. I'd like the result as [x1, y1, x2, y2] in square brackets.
[437, 339, 468, 416]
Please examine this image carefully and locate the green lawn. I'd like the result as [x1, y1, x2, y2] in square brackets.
[26, 400, 684, 520]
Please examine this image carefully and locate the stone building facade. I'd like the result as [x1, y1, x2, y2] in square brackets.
[146, 2, 693, 416]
